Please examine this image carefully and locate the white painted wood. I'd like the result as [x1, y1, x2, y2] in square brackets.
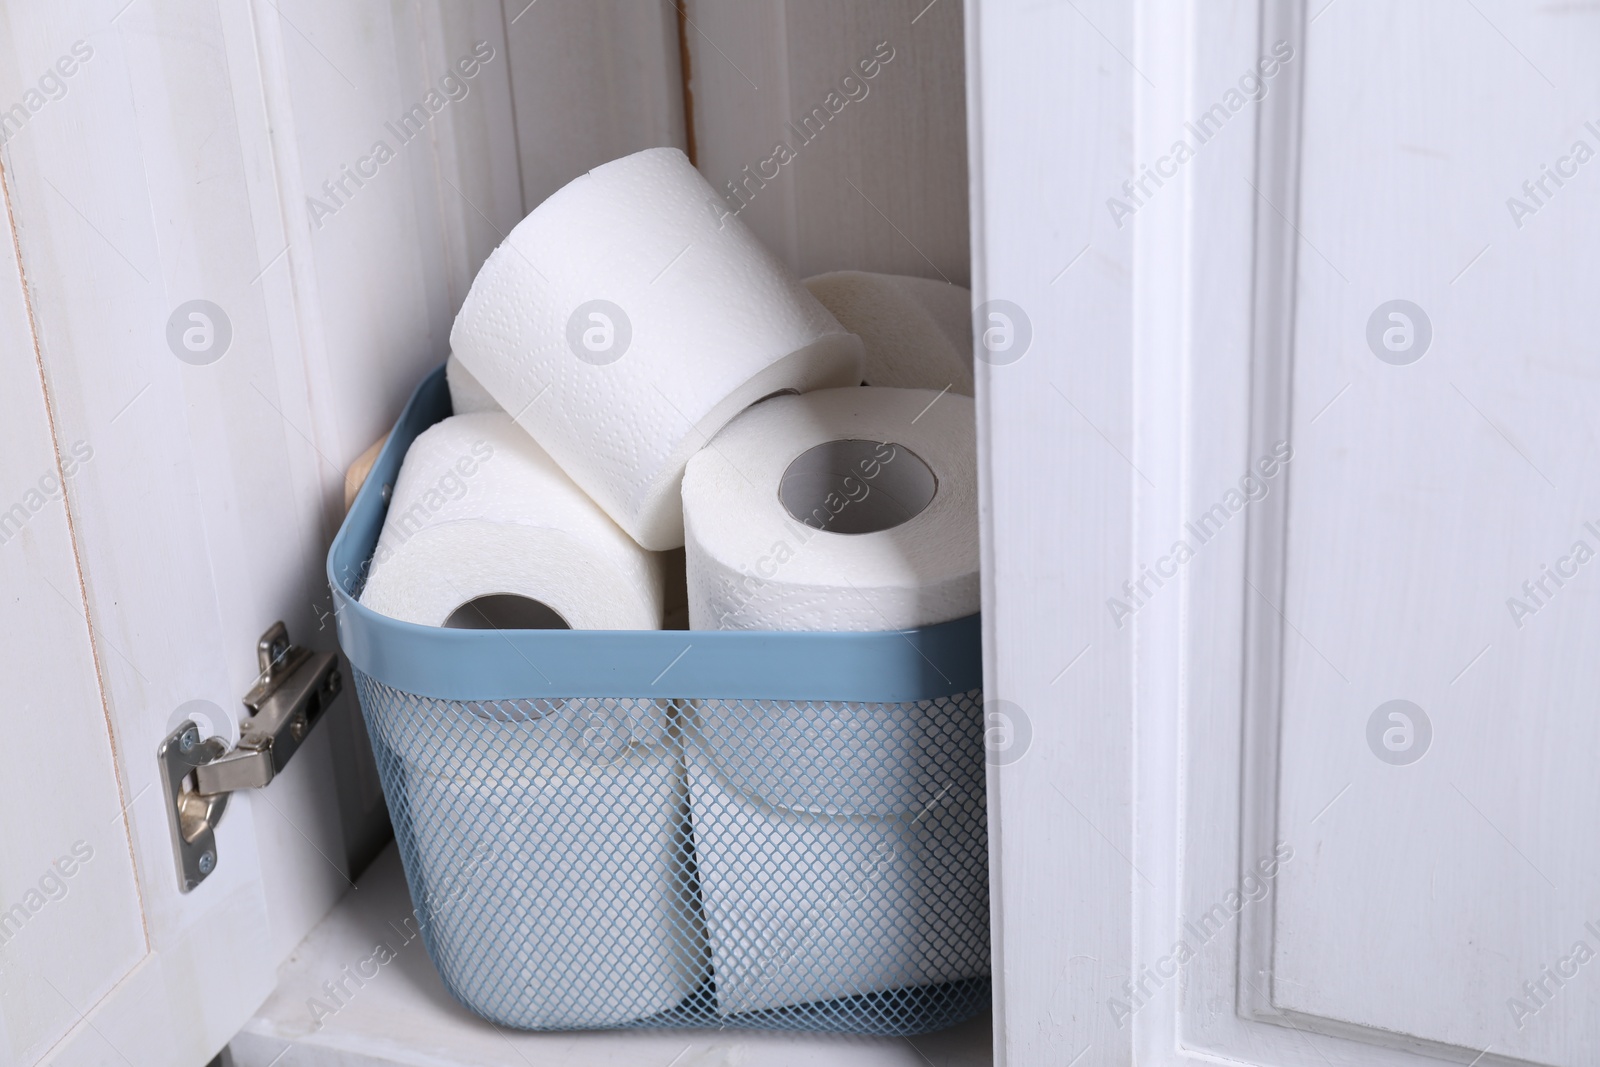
[5, 0, 995, 1060]
[503, 0, 686, 212]
[965, 1, 1135, 1065]
[684, 0, 968, 284]
[1129, 2, 1395, 1063]
[1111, 1, 1600, 1066]
[1259, 1, 1599, 1061]
[229, 845, 991, 1067]
[0, 0, 575, 1060]
[966, 0, 1600, 1062]
[0, 135, 147, 1067]
[261, 0, 526, 472]
[218, 6, 993, 1062]
[0, 3, 291, 1059]
[413, 0, 526, 309]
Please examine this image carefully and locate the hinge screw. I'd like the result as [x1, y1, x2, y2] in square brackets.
[197, 850, 215, 875]
[179, 727, 199, 752]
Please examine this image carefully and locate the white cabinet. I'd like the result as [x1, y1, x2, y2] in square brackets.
[972, 0, 1600, 1064]
[4, 0, 1594, 1064]
[228, 845, 993, 1067]
[0, 0, 969, 1063]
[0, 214, 149, 1067]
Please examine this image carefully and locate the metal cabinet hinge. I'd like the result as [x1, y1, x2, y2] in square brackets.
[157, 622, 342, 891]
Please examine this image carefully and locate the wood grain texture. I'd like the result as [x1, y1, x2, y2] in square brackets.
[503, 0, 686, 212]
[266, 0, 525, 474]
[233, 845, 993, 1067]
[1265, 0, 1600, 1061]
[684, 0, 968, 284]
[0, 0, 540, 1057]
[966, 1, 1135, 1064]
[0, 2, 295, 1059]
[1123, 1, 1600, 1065]
[1135, 0, 1493, 1061]
[0, 110, 146, 1065]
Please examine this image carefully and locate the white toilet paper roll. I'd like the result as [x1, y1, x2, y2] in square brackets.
[683, 725, 987, 1017]
[804, 272, 974, 396]
[450, 147, 864, 551]
[681, 390, 983, 1016]
[360, 412, 662, 629]
[446, 352, 500, 414]
[388, 699, 704, 1027]
[682, 386, 978, 631]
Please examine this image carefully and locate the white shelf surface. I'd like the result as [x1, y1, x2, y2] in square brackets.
[231, 844, 993, 1067]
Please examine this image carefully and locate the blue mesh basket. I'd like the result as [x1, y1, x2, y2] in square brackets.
[327, 366, 990, 1035]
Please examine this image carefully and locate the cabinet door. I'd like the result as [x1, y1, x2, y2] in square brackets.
[970, 0, 1600, 1064]
[0, 0, 526, 1061]
[0, 203, 151, 1067]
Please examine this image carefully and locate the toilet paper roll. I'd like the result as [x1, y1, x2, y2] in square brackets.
[683, 726, 988, 1017]
[451, 147, 864, 551]
[804, 272, 974, 396]
[446, 352, 500, 414]
[682, 386, 978, 631]
[360, 412, 663, 629]
[383, 698, 705, 1027]
[681, 387, 984, 1015]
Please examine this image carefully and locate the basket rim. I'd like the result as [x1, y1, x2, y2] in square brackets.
[326, 364, 983, 702]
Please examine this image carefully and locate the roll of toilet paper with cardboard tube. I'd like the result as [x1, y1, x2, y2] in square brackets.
[359, 412, 663, 630]
[804, 271, 974, 396]
[362, 413, 697, 1024]
[682, 386, 978, 632]
[446, 352, 500, 414]
[680, 386, 986, 1016]
[450, 146, 865, 551]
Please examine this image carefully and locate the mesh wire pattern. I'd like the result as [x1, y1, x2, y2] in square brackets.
[353, 670, 990, 1035]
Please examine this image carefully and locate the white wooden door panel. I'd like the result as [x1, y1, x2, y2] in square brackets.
[0, 0, 559, 1059]
[1152, 0, 1600, 1065]
[1152, 3, 1323, 1064]
[969, 0, 1600, 1063]
[965, 1, 1136, 1065]
[0, 2, 348, 1059]
[685, 0, 969, 283]
[0, 161, 146, 1065]
[1126, 2, 1269, 1064]
[1263, 0, 1600, 1060]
